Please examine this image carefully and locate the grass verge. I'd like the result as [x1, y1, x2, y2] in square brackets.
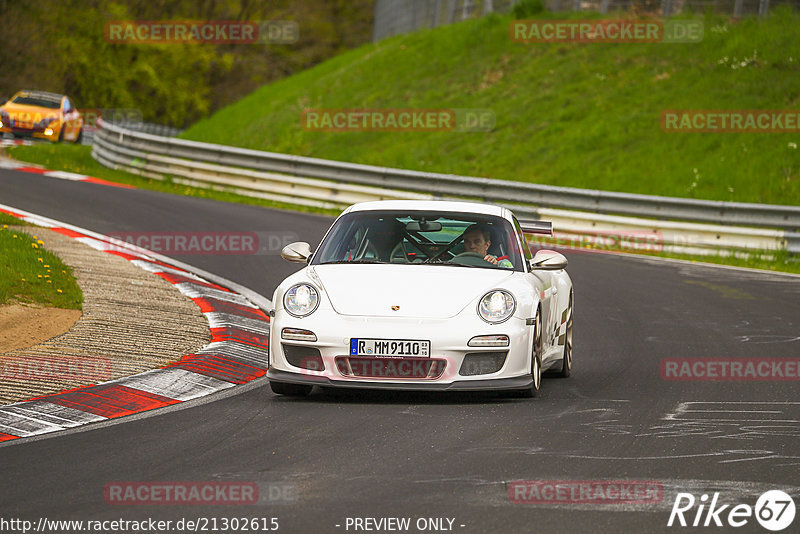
[0, 214, 83, 309]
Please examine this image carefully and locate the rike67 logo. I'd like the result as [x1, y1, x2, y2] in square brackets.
[668, 490, 796, 531]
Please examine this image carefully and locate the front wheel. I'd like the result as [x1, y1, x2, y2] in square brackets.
[520, 310, 543, 398]
[270, 381, 312, 397]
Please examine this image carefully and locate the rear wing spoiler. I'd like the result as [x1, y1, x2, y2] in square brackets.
[518, 220, 553, 236]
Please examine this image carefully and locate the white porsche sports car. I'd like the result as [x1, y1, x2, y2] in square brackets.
[267, 200, 573, 397]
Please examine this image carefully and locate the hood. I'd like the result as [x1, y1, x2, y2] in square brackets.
[311, 264, 515, 318]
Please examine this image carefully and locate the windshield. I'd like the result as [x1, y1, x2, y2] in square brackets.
[11, 95, 61, 109]
[312, 210, 524, 271]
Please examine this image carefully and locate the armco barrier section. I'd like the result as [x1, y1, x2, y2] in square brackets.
[92, 121, 799, 257]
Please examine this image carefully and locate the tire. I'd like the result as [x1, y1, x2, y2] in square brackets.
[269, 381, 312, 397]
[520, 310, 543, 398]
[75, 127, 83, 144]
[57, 126, 64, 142]
[548, 292, 573, 378]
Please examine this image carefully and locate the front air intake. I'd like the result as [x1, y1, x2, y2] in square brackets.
[459, 352, 507, 376]
[282, 344, 325, 371]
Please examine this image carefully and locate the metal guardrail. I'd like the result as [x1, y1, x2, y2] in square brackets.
[92, 120, 800, 257]
[82, 121, 182, 146]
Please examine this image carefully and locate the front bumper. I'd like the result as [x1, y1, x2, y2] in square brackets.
[267, 368, 533, 391]
[269, 309, 534, 390]
[0, 125, 59, 141]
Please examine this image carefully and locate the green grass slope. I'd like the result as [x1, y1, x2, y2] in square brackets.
[181, 9, 800, 206]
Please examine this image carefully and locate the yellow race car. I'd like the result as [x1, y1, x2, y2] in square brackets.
[0, 90, 83, 143]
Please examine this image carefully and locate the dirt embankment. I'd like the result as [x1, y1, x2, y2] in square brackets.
[0, 304, 81, 352]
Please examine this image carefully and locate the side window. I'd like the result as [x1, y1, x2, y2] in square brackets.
[63, 98, 73, 112]
[513, 217, 533, 261]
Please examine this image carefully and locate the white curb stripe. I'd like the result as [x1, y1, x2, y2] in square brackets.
[0, 402, 106, 437]
[205, 312, 271, 335]
[174, 282, 253, 305]
[112, 368, 235, 402]
[197, 342, 269, 368]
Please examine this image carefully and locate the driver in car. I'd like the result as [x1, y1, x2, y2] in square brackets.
[462, 223, 514, 268]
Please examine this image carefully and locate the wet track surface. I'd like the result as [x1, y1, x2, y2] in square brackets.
[1, 168, 799, 533]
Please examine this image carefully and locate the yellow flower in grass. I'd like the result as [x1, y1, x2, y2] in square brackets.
[37, 240, 43, 245]
[37, 274, 42, 278]
[12, 234, 17, 238]
[37, 258, 43, 262]
[47, 280, 52, 283]
[32, 243, 38, 249]
[57, 289, 63, 293]
[21, 278, 26, 282]
[44, 264, 49, 268]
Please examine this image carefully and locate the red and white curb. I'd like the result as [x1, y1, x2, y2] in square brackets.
[0, 205, 271, 443]
[0, 158, 134, 189]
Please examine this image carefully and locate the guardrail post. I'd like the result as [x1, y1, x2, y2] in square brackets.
[786, 231, 800, 256]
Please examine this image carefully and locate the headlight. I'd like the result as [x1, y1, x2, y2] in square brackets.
[283, 283, 320, 317]
[477, 290, 516, 324]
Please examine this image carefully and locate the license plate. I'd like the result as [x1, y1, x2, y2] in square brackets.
[350, 338, 430, 357]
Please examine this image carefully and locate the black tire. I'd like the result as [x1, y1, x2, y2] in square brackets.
[75, 127, 83, 144]
[270, 381, 312, 397]
[520, 310, 543, 398]
[57, 126, 64, 142]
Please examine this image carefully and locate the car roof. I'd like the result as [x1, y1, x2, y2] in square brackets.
[13, 90, 65, 103]
[343, 200, 511, 219]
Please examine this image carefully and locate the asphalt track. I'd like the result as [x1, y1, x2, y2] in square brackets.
[1, 167, 799, 534]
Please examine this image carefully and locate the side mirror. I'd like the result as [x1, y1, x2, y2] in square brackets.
[530, 249, 568, 270]
[281, 241, 312, 263]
